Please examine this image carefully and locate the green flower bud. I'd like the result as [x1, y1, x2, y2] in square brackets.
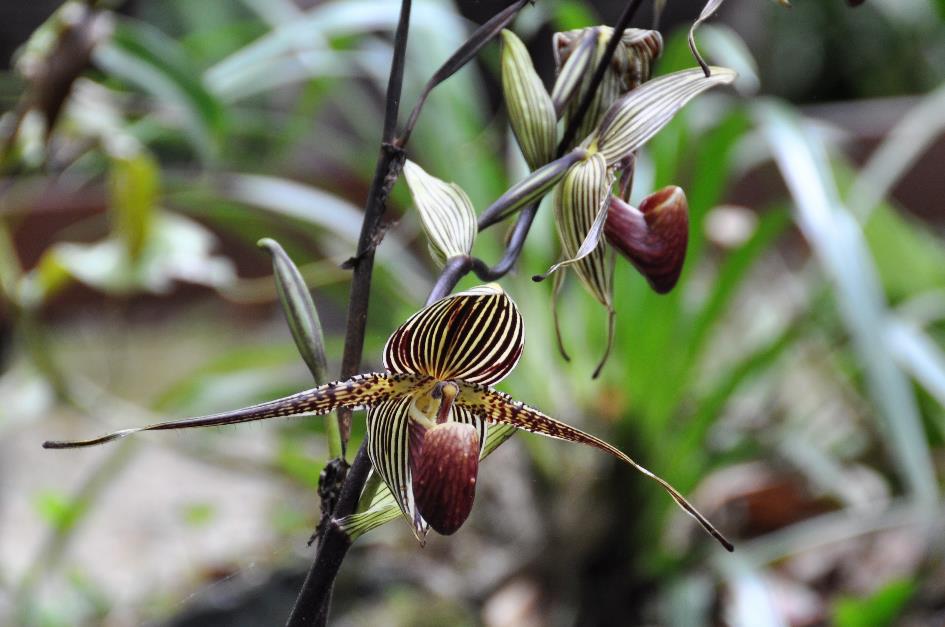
[500, 30, 556, 170]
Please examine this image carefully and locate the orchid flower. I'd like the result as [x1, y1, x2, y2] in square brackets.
[44, 284, 732, 551]
[495, 26, 737, 376]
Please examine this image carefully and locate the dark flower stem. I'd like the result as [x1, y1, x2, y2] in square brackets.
[288, 1, 645, 623]
[556, 0, 645, 153]
[286, 1, 412, 625]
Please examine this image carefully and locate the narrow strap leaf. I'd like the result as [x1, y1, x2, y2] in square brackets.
[402, 160, 477, 265]
[383, 284, 525, 385]
[400, 0, 531, 143]
[456, 382, 734, 551]
[43, 372, 422, 449]
[595, 66, 737, 165]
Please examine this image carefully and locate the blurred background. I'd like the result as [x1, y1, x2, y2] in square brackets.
[1, 0, 945, 625]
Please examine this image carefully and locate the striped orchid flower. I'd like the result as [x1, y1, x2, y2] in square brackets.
[491, 26, 736, 376]
[44, 284, 731, 550]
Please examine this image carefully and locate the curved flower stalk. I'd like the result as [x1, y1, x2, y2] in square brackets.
[43, 285, 732, 551]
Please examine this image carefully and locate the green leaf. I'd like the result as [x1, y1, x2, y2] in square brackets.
[833, 579, 916, 627]
[180, 502, 216, 527]
[595, 67, 737, 165]
[34, 490, 89, 533]
[756, 101, 939, 505]
[402, 160, 477, 265]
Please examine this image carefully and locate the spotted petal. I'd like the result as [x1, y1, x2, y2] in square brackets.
[383, 284, 525, 385]
[43, 372, 422, 449]
[456, 381, 734, 552]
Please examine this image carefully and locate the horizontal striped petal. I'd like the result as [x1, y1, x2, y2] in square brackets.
[43, 372, 423, 449]
[595, 66, 737, 165]
[403, 160, 477, 266]
[383, 284, 524, 385]
[501, 29, 556, 170]
[455, 381, 734, 552]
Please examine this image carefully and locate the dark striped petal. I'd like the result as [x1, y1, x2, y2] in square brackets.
[383, 284, 524, 385]
[337, 413, 505, 541]
[43, 372, 425, 449]
[551, 153, 614, 309]
[595, 67, 736, 166]
[456, 382, 735, 552]
[605, 187, 689, 294]
[501, 29, 556, 170]
[538, 153, 612, 283]
[411, 421, 480, 535]
[403, 160, 476, 266]
[618, 29, 663, 91]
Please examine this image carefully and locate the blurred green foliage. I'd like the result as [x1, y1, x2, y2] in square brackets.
[1, 1, 944, 626]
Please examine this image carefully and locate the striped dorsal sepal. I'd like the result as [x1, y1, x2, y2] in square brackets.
[383, 284, 525, 386]
[455, 381, 734, 552]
